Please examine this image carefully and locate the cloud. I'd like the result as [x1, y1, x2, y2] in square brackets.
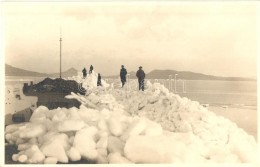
[3, 2, 257, 77]
[61, 5, 97, 21]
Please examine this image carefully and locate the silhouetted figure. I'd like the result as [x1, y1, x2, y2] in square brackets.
[90, 65, 94, 74]
[97, 73, 102, 86]
[136, 66, 145, 91]
[120, 65, 127, 88]
[82, 68, 87, 79]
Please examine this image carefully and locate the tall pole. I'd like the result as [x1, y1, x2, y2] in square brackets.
[175, 74, 178, 93]
[60, 28, 62, 79]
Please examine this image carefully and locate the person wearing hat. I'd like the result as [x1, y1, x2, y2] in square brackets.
[82, 67, 87, 79]
[136, 66, 145, 91]
[120, 65, 127, 88]
[89, 65, 94, 74]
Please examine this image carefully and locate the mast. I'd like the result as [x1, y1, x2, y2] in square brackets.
[59, 27, 62, 79]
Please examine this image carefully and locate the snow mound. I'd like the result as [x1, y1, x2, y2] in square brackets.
[67, 71, 109, 91]
[5, 82, 257, 164]
[114, 82, 257, 148]
[124, 134, 205, 163]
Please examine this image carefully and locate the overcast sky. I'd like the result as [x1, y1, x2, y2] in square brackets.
[3, 2, 258, 77]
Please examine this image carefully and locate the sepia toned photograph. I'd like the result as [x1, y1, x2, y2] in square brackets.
[1, 1, 258, 165]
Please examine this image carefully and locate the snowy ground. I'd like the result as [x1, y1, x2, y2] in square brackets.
[4, 72, 258, 164]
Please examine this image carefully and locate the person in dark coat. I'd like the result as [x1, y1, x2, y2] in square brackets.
[97, 73, 102, 86]
[89, 65, 94, 74]
[82, 67, 87, 79]
[120, 65, 127, 88]
[136, 66, 145, 91]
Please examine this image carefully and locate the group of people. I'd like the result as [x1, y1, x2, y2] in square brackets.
[120, 65, 145, 91]
[82, 65, 94, 78]
[82, 65, 102, 86]
[82, 65, 146, 91]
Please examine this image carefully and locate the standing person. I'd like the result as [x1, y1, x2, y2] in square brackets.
[136, 66, 145, 91]
[82, 67, 87, 79]
[120, 65, 127, 88]
[97, 73, 102, 86]
[89, 65, 93, 74]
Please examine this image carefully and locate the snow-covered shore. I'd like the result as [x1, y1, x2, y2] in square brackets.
[5, 72, 258, 164]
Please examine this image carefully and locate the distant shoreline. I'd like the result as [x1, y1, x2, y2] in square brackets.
[5, 75, 257, 82]
[5, 64, 256, 81]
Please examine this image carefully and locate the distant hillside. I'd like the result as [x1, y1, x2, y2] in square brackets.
[105, 69, 255, 81]
[5, 64, 48, 77]
[5, 64, 78, 78]
[49, 68, 78, 78]
[5, 64, 254, 81]
[146, 69, 255, 81]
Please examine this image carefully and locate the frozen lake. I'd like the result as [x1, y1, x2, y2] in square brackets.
[177, 80, 256, 107]
[105, 78, 257, 108]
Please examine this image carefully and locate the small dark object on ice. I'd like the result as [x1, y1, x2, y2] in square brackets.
[23, 78, 85, 95]
[97, 73, 102, 86]
[5, 145, 20, 164]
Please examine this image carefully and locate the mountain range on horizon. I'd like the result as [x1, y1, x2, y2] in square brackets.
[5, 64, 78, 78]
[5, 64, 255, 81]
